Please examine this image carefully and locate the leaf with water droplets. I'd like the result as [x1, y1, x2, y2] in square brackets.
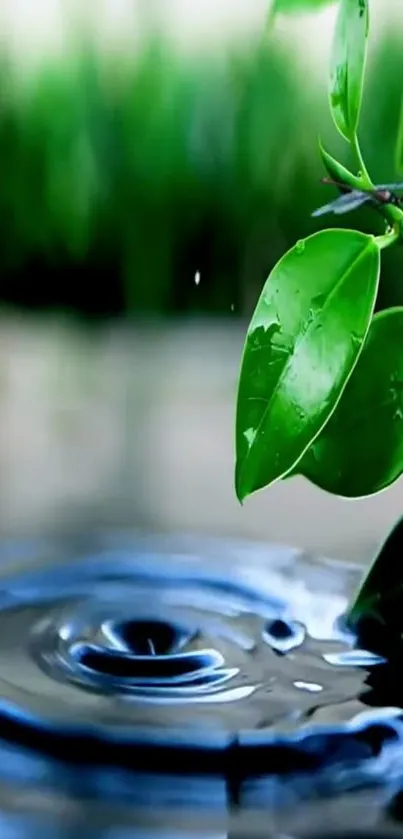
[235, 229, 380, 502]
[297, 308, 403, 498]
[329, 0, 369, 141]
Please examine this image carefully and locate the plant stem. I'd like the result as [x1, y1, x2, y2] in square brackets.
[351, 133, 372, 189]
[348, 134, 403, 237]
[378, 203, 403, 238]
[375, 225, 401, 251]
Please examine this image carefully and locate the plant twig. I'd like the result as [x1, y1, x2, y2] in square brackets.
[351, 133, 372, 189]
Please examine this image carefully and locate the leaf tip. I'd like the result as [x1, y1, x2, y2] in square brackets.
[235, 477, 246, 506]
[235, 462, 249, 505]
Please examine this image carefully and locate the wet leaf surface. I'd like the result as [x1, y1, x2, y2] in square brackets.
[299, 308, 403, 498]
[235, 229, 380, 501]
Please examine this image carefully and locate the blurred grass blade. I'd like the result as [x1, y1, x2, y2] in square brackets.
[271, 0, 336, 11]
[329, 0, 369, 141]
[395, 94, 403, 174]
[235, 229, 380, 502]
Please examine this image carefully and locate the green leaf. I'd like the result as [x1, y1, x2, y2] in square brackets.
[235, 229, 380, 502]
[347, 516, 403, 652]
[296, 307, 403, 498]
[318, 139, 360, 189]
[329, 0, 369, 141]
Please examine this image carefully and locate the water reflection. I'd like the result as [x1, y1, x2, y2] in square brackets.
[0, 534, 399, 837]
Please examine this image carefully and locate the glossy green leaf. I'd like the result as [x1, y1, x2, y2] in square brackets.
[329, 0, 369, 141]
[235, 229, 380, 502]
[296, 308, 403, 498]
[318, 139, 359, 189]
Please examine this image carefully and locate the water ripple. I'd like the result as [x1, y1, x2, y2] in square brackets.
[0, 533, 398, 837]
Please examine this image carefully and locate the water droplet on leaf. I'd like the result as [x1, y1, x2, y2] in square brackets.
[350, 333, 361, 349]
[295, 240, 306, 255]
[244, 427, 257, 448]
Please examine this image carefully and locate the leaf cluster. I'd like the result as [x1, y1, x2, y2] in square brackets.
[235, 0, 403, 504]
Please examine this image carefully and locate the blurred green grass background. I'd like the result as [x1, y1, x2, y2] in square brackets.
[0, 0, 402, 318]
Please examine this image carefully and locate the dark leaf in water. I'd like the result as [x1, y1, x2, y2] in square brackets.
[347, 515, 403, 651]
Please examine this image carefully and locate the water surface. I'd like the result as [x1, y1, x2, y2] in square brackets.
[0, 533, 401, 838]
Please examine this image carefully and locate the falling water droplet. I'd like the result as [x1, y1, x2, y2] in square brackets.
[194, 271, 201, 286]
